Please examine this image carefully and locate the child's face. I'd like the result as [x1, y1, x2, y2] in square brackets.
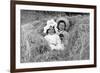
[58, 22, 65, 31]
[48, 26, 55, 34]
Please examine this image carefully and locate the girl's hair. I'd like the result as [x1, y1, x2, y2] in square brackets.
[57, 20, 66, 31]
[46, 26, 56, 34]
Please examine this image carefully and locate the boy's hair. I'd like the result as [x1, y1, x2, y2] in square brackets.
[46, 26, 56, 34]
[57, 20, 66, 30]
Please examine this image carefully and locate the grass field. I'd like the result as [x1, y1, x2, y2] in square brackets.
[20, 10, 90, 63]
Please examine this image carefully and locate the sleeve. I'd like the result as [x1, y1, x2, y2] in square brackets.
[56, 35, 61, 44]
[64, 32, 69, 40]
[55, 35, 64, 50]
[63, 32, 69, 48]
[44, 35, 50, 45]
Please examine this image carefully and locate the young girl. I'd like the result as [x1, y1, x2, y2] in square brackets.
[44, 19, 64, 50]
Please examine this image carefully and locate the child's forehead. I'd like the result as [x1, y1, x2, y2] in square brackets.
[59, 22, 65, 25]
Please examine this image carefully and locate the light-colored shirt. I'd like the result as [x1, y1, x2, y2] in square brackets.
[44, 34, 64, 50]
[57, 30, 69, 40]
[57, 30, 69, 48]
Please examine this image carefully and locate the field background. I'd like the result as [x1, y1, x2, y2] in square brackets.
[20, 10, 90, 63]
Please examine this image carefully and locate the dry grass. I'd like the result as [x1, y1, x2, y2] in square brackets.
[20, 10, 90, 63]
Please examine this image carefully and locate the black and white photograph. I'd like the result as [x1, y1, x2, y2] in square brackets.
[11, 1, 96, 72]
[20, 10, 90, 63]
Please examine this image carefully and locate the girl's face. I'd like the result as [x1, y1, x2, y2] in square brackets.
[48, 26, 55, 34]
[58, 22, 65, 31]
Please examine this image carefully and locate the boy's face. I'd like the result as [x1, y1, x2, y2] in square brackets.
[48, 26, 55, 34]
[58, 22, 65, 31]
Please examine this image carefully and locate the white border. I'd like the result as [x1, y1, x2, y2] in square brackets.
[16, 4, 94, 69]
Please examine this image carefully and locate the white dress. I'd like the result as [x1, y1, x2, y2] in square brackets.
[44, 34, 64, 50]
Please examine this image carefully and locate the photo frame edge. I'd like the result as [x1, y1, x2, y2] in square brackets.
[10, 0, 97, 72]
